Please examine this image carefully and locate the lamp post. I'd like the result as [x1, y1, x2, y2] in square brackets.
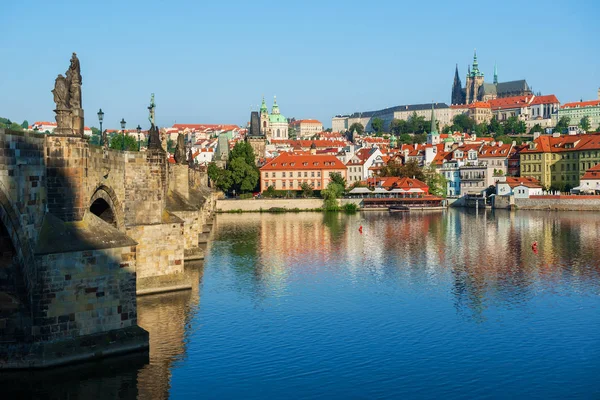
[97, 108, 104, 144]
[136, 125, 142, 151]
[120, 118, 126, 151]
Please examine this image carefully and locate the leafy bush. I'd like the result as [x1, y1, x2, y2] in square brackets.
[342, 203, 359, 213]
[239, 193, 253, 199]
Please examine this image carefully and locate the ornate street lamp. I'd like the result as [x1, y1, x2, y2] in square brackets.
[120, 118, 126, 150]
[136, 124, 142, 151]
[97, 108, 104, 143]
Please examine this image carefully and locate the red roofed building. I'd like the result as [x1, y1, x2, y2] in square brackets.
[259, 153, 346, 192]
[346, 147, 383, 183]
[574, 163, 600, 193]
[558, 96, 600, 133]
[364, 176, 429, 195]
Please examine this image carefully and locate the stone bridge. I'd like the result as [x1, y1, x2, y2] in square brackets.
[0, 128, 215, 369]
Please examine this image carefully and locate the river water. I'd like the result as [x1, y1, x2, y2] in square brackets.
[4, 210, 600, 399]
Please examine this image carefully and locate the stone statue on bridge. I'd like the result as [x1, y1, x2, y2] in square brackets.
[146, 93, 163, 151]
[52, 52, 84, 136]
[174, 133, 186, 164]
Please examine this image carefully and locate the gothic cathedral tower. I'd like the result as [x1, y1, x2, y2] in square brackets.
[451, 64, 465, 105]
[465, 50, 485, 104]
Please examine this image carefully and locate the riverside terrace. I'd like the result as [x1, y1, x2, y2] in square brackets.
[346, 187, 446, 209]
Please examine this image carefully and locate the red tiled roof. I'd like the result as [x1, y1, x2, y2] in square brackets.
[271, 139, 348, 148]
[502, 176, 542, 188]
[478, 143, 513, 158]
[488, 95, 532, 111]
[581, 163, 600, 180]
[561, 100, 600, 109]
[521, 134, 600, 154]
[468, 101, 491, 109]
[364, 176, 429, 191]
[260, 153, 346, 171]
[530, 94, 559, 105]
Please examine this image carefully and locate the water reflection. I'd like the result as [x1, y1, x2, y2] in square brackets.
[3, 210, 600, 398]
[214, 210, 600, 320]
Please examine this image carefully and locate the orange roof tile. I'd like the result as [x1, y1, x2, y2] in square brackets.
[561, 100, 600, 109]
[260, 153, 346, 171]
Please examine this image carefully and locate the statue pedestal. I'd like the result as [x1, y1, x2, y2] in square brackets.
[72, 108, 84, 137]
[54, 108, 73, 135]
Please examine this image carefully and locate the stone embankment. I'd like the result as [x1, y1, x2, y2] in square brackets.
[494, 195, 600, 211]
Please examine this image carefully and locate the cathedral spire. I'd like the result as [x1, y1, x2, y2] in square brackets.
[471, 49, 482, 77]
[451, 64, 465, 105]
[260, 96, 268, 115]
[493, 62, 498, 85]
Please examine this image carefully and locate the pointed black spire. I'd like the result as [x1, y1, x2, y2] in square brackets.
[451, 64, 465, 105]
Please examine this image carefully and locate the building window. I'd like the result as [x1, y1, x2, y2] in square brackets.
[304, 172, 307, 177]
[311, 172, 315, 177]
[282, 171, 286, 177]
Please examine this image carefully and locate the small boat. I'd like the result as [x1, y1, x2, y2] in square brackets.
[389, 205, 410, 212]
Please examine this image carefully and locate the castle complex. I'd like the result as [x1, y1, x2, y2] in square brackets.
[452, 51, 533, 105]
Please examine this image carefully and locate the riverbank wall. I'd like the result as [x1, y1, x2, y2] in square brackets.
[216, 198, 366, 212]
[493, 195, 600, 211]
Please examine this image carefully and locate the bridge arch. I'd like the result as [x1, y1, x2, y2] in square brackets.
[89, 185, 124, 231]
[0, 183, 35, 295]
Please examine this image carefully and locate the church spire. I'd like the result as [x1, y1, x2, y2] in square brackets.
[493, 62, 498, 85]
[471, 49, 482, 77]
[271, 95, 280, 115]
[430, 103, 437, 134]
[451, 64, 465, 105]
[260, 96, 268, 115]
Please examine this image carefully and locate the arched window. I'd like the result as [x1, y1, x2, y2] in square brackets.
[263, 121, 267, 128]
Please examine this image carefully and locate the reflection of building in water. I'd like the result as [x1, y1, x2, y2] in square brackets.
[2, 352, 148, 399]
[136, 264, 203, 400]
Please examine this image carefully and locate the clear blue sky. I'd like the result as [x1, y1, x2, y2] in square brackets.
[1, 0, 599, 129]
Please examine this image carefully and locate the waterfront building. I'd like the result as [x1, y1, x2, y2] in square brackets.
[290, 119, 323, 139]
[573, 163, 600, 194]
[260, 96, 289, 140]
[259, 153, 346, 192]
[496, 176, 543, 196]
[519, 133, 600, 189]
[558, 97, 600, 132]
[451, 50, 533, 105]
[364, 176, 430, 195]
[346, 147, 383, 183]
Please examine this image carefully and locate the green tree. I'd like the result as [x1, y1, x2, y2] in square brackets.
[412, 133, 427, 144]
[553, 116, 570, 134]
[398, 133, 412, 144]
[300, 182, 314, 198]
[329, 172, 347, 188]
[515, 120, 527, 134]
[424, 166, 447, 198]
[229, 141, 256, 166]
[207, 162, 233, 192]
[397, 159, 426, 181]
[349, 122, 364, 135]
[502, 116, 520, 134]
[21, 120, 29, 129]
[452, 114, 475, 132]
[390, 119, 408, 135]
[320, 180, 344, 211]
[474, 123, 488, 136]
[371, 117, 384, 133]
[579, 116, 591, 132]
[109, 134, 138, 151]
[167, 138, 175, 152]
[228, 157, 259, 193]
[488, 117, 504, 136]
[529, 123, 544, 135]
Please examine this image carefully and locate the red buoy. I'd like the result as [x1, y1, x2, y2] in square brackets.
[359, 225, 363, 234]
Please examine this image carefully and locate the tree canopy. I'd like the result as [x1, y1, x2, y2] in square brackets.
[579, 116, 591, 132]
[109, 134, 138, 151]
[371, 117, 384, 133]
[554, 116, 570, 134]
[207, 141, 259, 194]
[349, 122, 364, 135]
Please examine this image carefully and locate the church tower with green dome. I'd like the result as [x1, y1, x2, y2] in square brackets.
[260, 96, 289, 140]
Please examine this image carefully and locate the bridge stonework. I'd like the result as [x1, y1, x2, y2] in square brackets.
[0, 128, 214, 369]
